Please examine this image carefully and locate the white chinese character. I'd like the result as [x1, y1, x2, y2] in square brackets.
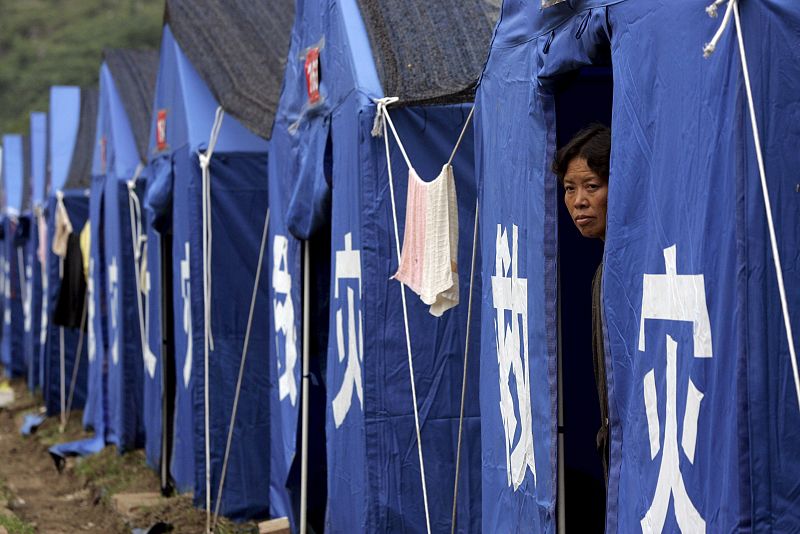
[492, 224, 536, 490]
[40, 261, 48, 348]
[180, 242, 193, 388]
[273, 235, 298, 406]
[142, 262, 156, 379]
[87, 259, 96, 363]
[109, 256, 119, 365]
[331, 233, 363, 428]
[639, 245, 710, 534]
[23, 262, 32, 333]
[4, 259, 11, 327]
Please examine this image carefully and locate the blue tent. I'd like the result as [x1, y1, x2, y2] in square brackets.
[271, 0, 496, 531]
[83, 49, 157, 456]
[24, 112, 48, 392]
[42, 86, 93, 419]
[475, 0, 800, 531]
[1, 133, 31, 379]
[144, 24, 271, 520]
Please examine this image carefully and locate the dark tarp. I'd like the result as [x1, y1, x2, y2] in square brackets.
[356, 0, 499, 103]
[164, 0, 294, 140]
[65, 88, 98, 190]
[104, 48, 159, 162]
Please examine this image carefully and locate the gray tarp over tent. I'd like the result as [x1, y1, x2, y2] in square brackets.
[104, 48, 159, 160]
[65, 88, 98, 190]
[165, 0, 295, 139]
[356, 0, 500, 103]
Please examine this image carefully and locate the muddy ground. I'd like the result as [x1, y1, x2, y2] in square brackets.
[0, 379, 261, 533]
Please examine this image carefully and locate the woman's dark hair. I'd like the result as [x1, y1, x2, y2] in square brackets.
[552, 123, 611, 183]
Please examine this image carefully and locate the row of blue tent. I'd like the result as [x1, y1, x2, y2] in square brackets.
[1, 0, 799, 532]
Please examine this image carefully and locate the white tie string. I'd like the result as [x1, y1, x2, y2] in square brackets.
[373, 96, 432, 534]
[200, 106, 224, 534]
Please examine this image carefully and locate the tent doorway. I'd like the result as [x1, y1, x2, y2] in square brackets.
[160, 229, 176, 496]
[554, 65, 613, 532]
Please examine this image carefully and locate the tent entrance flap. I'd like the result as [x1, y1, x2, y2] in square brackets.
[553, 65, 613, 533]
[160, 228, 176, 495]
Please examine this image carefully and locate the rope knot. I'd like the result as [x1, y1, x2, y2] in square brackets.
[371, 96, 400, 138]
[702, 0, 735, 58]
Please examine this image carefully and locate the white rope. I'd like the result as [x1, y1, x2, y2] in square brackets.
[59, 255, 66, 433]
[374, 96, 432, 534]
[447, 106, 476, 167]
[127, 171, 155, 379]
[731, 2, 800, 410]
[211, 207, 269, 532]
[705, 0, 728, 18]
[17, 246, 28, 329]
[703, 0, 735, 58]
[62, 295, 87, 429]
[450, 198, 478, 534]
[200, 106, 224, 534]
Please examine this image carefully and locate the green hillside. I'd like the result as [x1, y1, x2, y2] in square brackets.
[0, 0, 164, 134]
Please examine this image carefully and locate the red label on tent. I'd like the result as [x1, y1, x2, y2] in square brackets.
[156, 109, 168, 151]
[305, 47, 321, 104]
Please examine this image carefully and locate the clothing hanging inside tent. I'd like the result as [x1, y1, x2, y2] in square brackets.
[393, 164, 459, 317]
[52, 233, 86, 330]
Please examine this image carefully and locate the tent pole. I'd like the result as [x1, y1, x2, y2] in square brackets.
[557, 272, 566, 533]
[59, 255, 66, 433]
[300, 240, 310, 534]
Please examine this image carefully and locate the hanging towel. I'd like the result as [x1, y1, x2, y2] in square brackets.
[37, 210, 48, 265]
[52, 198, 73, 258]
[393, 164, 459, 317]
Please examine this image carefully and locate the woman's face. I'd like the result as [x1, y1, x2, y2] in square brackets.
[563, 157, 608, 240]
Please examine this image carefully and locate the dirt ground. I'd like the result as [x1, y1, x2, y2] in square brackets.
[0, 379, 261, 533]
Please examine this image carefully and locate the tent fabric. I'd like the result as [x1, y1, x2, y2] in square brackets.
[1, 135, 29, 378]
[182, 151, 271, 520]
[3, 135, 24, 215]
[42, 82, 92, 418]
[142, 205, 163, 472]
[88, 49, 156, 454]
[103, 49, 158, 161]
[355, 0, 499, 104]
[30, 112, 48, 208]
[2, 217, 27, 378]
[145, 27, 271, 521]
[83, 175, 107, 439]
[42, 192, 89, 416]
[102, 177, 145, 452]
[49, 86, 81, 192]
[26, 113, 48, 392]
[25, 212, 44, 392]
[274, 1, 484, 531]
[164, 0, 294, 140]
[475, 0, 800, 532]
[64, 88, 98, 191]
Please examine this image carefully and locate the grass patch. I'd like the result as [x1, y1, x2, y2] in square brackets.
[35, 411, 88, 448]
[0, 514, 35, 534]
[75, 447, 159, 498]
